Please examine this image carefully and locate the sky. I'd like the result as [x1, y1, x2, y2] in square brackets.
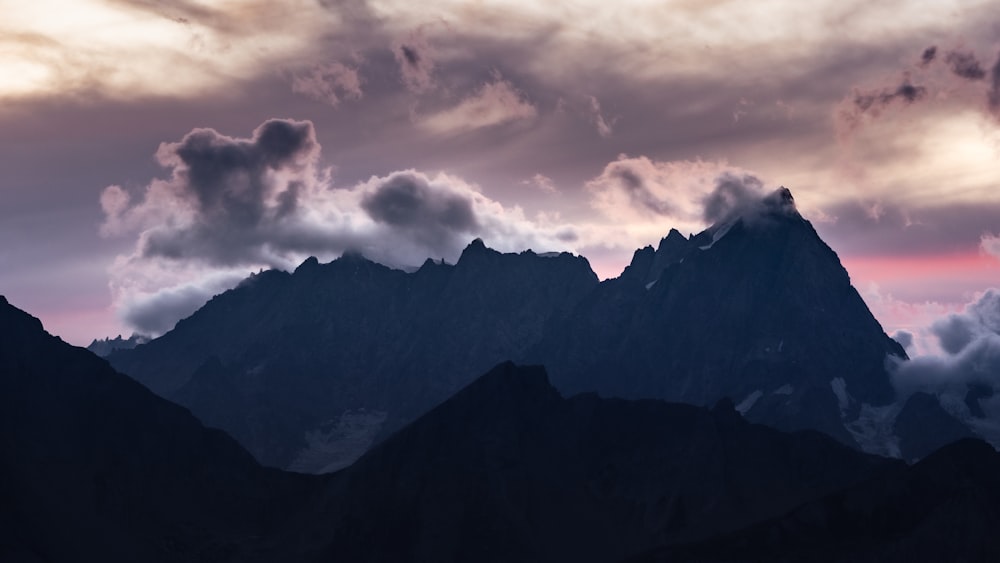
[2, 0, 999, 355]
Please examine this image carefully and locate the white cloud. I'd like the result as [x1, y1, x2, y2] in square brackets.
[419, 76, 537, 134]
[983, 233, 1000, 260]
[291, 61, 363, 107]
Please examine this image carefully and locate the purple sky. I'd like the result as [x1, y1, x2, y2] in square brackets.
[2, 0, 999, 353]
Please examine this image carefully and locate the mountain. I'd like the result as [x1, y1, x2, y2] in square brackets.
[0, 296, 314, 562]
[3, 298, 997, 562]
[87, 333, 149, 357]
[284, 361, 892, 563]
[108, 244, 599, 470]
[531, 188, 909, 448]
[109, 187, 959, 466]
[633, 438, 1000, 563]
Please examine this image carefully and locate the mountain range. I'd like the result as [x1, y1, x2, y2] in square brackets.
[104, 188, 977, 470]
[5, 297, 1000, 562]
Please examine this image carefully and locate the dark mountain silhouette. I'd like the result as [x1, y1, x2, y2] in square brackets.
[3, 298, 997, 562]
[109, 245, 599, 469]
[278, 361, 891, 563]
[0, 296, 315, 562]
[531, 188, 908, 447]
[87, 333, 149, 357]
[633, 438, 1000, 563]
[893, 391, 976, 462]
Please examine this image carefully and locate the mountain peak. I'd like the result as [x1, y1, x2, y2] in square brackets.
[294, 256, 320, 273]
[761, 186, 798, 217]
[458, 237, 499, 263]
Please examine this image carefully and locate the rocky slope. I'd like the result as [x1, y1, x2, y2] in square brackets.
[531, 188, 909, 447]
[0, 296, 315, 562]
[109, 245, 598, 469]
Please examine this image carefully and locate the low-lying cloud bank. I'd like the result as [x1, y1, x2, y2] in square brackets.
[891, 288, 1000, 444]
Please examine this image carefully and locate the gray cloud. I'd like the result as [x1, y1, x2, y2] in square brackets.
[119, 273, 245, 335]
[920, 45, 937, 67]
[894, 329, 914, 350]
[989, 51, 1000, 119]
[291, 62, 363, 107]
[944, 49, 986, 80]
[609, 164, 674, 216]
[104, 118, 323, 266]
[394, 31, 435, 93]
[838, 73, 927, 133]
[702, 173, 767, 224]
[101, 118, 580, 334]
[892, 290, 1000, 443]
[814, 200, 1000, 258]
[361, 172, 479, 248]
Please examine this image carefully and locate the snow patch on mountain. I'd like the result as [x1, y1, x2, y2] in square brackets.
[847, 402, 903, 458]
[736, 390, 763, 415]
[287, 409, 388, 474]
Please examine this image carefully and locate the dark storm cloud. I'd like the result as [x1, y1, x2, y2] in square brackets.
[702, 173, 767, 224]
[944, 49, 986, 80]
[920, 46, 937, 67]
[815, 200, 1000, 258]
[361, 172, 479, 248]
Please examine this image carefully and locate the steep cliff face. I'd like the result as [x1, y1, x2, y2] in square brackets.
[110, 245, 599, 469]
[533, 189, 907, 446]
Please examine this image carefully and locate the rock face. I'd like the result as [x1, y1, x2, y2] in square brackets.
[532, 190, 907, 446]
[0, 296, 313, 563]
[291, 362, 890, 563]
[109, 188, 914, 465]
[109, 245, 599, 469]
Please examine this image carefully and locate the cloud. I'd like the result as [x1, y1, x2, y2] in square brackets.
[983, 233, 1000, 260]
[701, 173, 768, 224]
[522, 173, 557, 193]
[891, 289, 1000, 444]
[102, 118, 326, 266]
[116, 267, 248, 335]
[101, 118, 577, 334]
[894, 329, 914, 350]
[587, 156, 774, 232]
[919, 45, 937, 67]
[838, 73, 927, 133]
[394, 31, 435, 93]
[944, 49, 986, 80]
[815, 200, 1000, 259]
[587, 95, 614, 137]
[1, 0, 345, 101]
[989, 50, 1000, 119]
[291, 61, 363, 107]
[418, 76, 537, 134]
